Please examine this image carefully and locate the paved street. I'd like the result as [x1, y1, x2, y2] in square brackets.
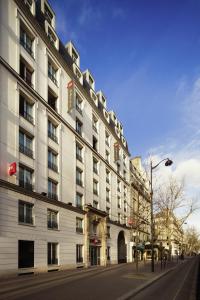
[0, 257, 198, 300]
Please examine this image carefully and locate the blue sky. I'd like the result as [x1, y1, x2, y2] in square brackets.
[49, 0, 200, 229]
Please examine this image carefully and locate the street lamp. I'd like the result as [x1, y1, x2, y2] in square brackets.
[150, 158, 173, 272]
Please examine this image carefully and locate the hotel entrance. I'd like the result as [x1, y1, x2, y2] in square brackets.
[89, 246, 101, 266]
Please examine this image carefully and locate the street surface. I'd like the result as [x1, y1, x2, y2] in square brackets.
[0, 257, 198, 300]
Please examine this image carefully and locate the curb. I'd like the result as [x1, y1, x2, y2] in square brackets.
[117, 267, 176, 300]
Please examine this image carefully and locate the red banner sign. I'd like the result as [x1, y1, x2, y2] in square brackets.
[8, 162, 17, 176]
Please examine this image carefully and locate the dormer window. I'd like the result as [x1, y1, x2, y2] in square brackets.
[72, 49, 78, 64]
[44, 3, 53, 26]
[89, 75, 94, 87]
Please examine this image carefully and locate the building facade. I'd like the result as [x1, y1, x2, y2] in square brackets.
[129, 157, 151, 260]
[0, 0, 152, 276]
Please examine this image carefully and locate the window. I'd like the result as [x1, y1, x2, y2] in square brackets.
[47, 27, 56, 46]
[118, 213, 121, 223]
[93, 180, 98, 195]
[48, 179, 58, 200]
[72, 49, 78, 64]
[106, 169, 110, 184]
[123, 170, 126, 180]
[76, 119, 82, 136]
[76, 168, 83, 186]
[123, 154, 126, 167]
[117, 180, 121, 192]
[105, 150, 110, 163]
[93, 136, 98, 151]
[93, 200, 98, 209]
[76, 95, 82, 114]
[117, 163, 120, 174]
[19, 165, 33, 191]
[93, 157, 98, 174]
[18, 240, 34, 268]
[105, 131, 110, 146]
[76, 217, 83, 233]
[107, 226, 111, 238]
[106, 207, 110, 217]
[18, 201, 33, 225]
[19, 94, 34, 123]
[20, 26, 33, 57]
[19, 131, 33, 158]
[92, 115, 98, 133]
[118, 196, 121, 208]
[106, 188, 110, 202]
[107, 246, 110, 260]
[48, 88, 57, 111]
[47, 209, 58, 229]
[76, 192, 83, 209]
[48, 120, 58, 143]
[20, 59, 33, 87]
[48, 243, 58, 265]
[124, 201, 127, 212]
[48, 149, 58, 172]
[76, 245, 83, 263]
[44, 3, 53, 25]
[76, 143, 83, 162]
[48, 61, 57, 85]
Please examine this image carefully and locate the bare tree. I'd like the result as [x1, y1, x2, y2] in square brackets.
[153, 176, 198, 259]
[184, 226, 200, 255]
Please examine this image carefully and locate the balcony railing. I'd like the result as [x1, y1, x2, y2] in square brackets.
[48, 161, 58, 172]
[76, 227, 83, 234]
[19, 144, 33, 158]
[48, 71, 58, 86]
[48, 130, 58, 143]
[48, 192, 58, 201]
[20, 38, 33, 57]
[20, 110, 34, 124]
[48, 220, 58, 229]
[19, 179, 33, 191]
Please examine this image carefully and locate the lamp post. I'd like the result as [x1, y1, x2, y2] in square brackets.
[150, 158, 173, 272]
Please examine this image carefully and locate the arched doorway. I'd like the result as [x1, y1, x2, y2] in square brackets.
[118, 231, 127, 263]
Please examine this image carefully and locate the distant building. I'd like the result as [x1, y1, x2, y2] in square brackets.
[154, 210, 184, 257]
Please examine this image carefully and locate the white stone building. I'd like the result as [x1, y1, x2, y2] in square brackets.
[0, 0, 137, 276]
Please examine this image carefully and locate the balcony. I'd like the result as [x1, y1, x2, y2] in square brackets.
[48, 161, 58, 172]
[48, 221, 58, 229]
[48, 192, 58, 201]
[76, 227, 83, 234]
[19, 144, 33, 158]
[19, 180, 33, 191]
[48, 130, 58, 143]
[20, 38, 33, 57]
